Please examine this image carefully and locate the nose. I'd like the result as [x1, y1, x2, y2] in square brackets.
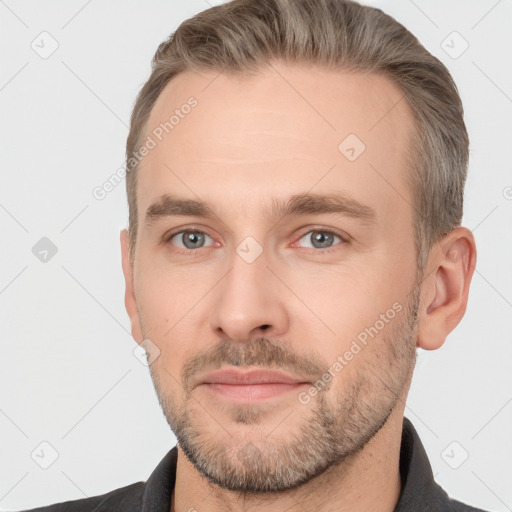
[209, 245, 289, 343]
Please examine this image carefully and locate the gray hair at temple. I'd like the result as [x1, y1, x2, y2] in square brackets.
[125, 0, 468, 283]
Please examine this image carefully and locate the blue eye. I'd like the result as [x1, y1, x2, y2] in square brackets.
[298, 230, 341, 249]
[167, 230, 215, 252]
[295, 229, 346, 254]
[164, 227, 347, 256]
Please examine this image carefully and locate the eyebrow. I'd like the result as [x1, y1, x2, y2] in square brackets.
[144, 192, 378, 227]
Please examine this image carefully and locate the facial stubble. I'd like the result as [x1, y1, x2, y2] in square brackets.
[145, 284, 419, 494]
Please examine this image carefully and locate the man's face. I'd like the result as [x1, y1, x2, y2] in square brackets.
[124, 63, 420, 492]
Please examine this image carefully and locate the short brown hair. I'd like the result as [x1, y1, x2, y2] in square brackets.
[125, 0, 468, 282]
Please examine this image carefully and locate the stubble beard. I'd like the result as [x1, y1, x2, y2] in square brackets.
[146, 285, 419, 494]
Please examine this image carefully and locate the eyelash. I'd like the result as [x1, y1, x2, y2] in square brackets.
[163, 226, 348, 257]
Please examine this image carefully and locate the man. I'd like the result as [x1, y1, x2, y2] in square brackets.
[20, 0, 485, 510]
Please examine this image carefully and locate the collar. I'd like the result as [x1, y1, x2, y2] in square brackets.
[393, 416, 450, 510]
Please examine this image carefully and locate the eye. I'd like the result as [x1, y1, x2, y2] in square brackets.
[166, 230, 216, 253]
[293, 229, 346, 253]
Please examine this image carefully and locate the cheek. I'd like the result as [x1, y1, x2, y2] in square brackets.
[135, 262, 209, 326]
[134, 267, 214, 367]
[288, 263, 406, 359]
[291, 261, 391, 312]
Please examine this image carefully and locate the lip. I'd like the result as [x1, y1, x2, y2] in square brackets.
[197, 368, 311, 402]
[199, 368, 310, 386]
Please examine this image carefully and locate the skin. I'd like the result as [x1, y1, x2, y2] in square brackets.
[120, 62, 476, 512]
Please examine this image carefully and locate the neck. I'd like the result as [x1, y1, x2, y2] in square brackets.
[171, 407, 405, 512]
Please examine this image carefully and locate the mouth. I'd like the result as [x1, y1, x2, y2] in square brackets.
[197, 368, 311, 402]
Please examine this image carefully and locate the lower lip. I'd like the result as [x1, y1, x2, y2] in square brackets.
[201, 382, 308, 402]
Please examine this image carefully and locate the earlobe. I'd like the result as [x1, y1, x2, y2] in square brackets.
[416, 227, 477, 351]
[120, 229, 144, 344]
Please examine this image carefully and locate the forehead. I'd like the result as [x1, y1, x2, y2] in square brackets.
[136, 63, 415, 229]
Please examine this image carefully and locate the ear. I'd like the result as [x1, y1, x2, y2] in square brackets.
[416, 227, 477, 351]
[120, 229, 144, 344]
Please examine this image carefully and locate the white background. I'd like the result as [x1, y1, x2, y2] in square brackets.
[0, 0, 511, 510]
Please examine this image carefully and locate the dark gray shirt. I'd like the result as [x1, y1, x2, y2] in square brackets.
[16, 417, 489, 512]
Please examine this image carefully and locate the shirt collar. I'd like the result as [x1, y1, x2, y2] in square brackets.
[393, 416, 450, 510]
[141, 445, 177, 512]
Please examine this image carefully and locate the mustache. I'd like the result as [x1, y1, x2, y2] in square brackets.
[181, 337, 328, 392]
